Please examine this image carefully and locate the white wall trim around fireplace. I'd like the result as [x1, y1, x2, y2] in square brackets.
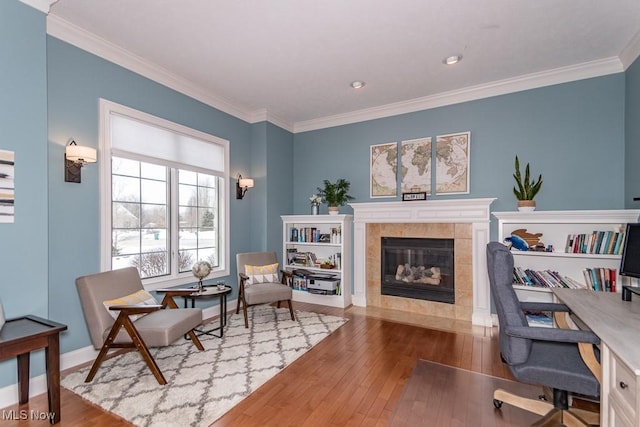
[349, 198, 496, 327]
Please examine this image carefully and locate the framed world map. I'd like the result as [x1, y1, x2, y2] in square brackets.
[370, 142, 397, 198]
[435, 131, 470, 195]
[400, 137, 432, 195]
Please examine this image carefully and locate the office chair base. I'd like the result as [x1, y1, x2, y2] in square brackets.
[493, 389, 599, 426]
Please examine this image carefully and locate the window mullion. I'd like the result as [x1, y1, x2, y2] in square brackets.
[170, 168, 179, 277]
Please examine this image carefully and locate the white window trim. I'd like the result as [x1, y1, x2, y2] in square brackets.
[99, 98, 230, 290]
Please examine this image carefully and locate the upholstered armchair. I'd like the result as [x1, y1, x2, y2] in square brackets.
[236, 251, 295, 328]
[75, 267, 204, 385]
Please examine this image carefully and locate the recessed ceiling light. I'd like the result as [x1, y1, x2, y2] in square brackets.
[443, 55, 462, 65]
[350, 81, 366, 89]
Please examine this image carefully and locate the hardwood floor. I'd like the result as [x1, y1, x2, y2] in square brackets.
[1, 303, 526, 426]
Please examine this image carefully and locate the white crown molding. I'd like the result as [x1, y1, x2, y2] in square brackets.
[293, 57, 624, 133]
[249, 108, 294, 132]
[44, 13, 629, 135]
[620, 29, 640, 70]
[19, 0, 56, 14]
[46, 15, 255, 124]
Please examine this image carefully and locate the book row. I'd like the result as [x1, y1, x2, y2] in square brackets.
[512, 267, 585, 289]
[288, 226, 343, 244]
[512, 266, 618, 292]
[564, 230, 625, 255]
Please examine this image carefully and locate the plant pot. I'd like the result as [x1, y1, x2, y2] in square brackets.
[328, 206, 339, 215]
[517, 200, 536, 212]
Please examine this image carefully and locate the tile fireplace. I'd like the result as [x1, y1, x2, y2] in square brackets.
[350, 198, 495, 326]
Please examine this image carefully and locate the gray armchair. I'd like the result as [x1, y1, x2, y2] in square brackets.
[486, 242, 600, 426]
[236, 251, 295, 328]
[76, 267, 204, 385]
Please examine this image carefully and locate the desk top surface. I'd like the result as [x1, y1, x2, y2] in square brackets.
[552, 289, 640, 373]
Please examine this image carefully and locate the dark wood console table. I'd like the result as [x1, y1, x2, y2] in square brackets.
[0, 315, 67, 424]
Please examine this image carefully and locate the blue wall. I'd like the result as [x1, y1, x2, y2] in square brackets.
[626, 57, 640, 208]
[293, 75, 627, 218]
[0, 1, 49, 385]
[46, 36, 262, 355]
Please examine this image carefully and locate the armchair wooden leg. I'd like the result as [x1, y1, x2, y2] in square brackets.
[86, 320, 124, 382]
[236, 295, 241, 314]
[186, 330, 204, 351]
[121, 317, 167, 385]
[242, 303, 249, 328]
[287, 300, 295, 321]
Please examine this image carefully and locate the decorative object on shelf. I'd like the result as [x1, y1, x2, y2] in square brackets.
[317, 178, 354, 215]
[235, 173, 254, 199]
[511, 228, 544, 248]
[192, 260, 212, 293]
[435, 132, 470, 195]
[370, 142, 398, 198]
[320, 259, 336, 269]
[504, 234, 529, 251]
[402, 191, 427, 201]
[513, 155, 542, 211]
[309, 194, 322, 215]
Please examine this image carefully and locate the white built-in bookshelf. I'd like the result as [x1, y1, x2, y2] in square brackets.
[493, 210, 640, 303]
[281, 214, 352, 308]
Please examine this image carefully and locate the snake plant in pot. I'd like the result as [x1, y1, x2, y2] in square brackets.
[317, 178, 355, 215]
[513, 155, 542, 211]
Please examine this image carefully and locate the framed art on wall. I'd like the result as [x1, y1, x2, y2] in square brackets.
[401, 137, 432, 195]
[370, 142, 398, 198]
[0, 149, 15, 223]
[435, 132, 470, 195]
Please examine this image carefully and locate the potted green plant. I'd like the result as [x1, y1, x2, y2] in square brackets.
[317, 178, 355, 215]
[513, 155, 543, 211]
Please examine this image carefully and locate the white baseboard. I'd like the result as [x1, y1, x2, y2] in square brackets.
[0, 300, 238, 409]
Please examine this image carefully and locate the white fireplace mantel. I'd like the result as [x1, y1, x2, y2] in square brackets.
[349, 198, 496, 326]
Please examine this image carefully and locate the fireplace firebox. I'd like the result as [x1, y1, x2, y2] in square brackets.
[381, 237, 454, 304]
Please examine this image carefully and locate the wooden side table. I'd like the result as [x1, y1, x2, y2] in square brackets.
[0, 315, 67, 424]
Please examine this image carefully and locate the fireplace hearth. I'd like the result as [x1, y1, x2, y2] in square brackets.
[381, 237, 454, 304]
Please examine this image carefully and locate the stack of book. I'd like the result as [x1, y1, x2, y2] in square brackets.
[565, 230, 625, 255]
[582, 267, 617, 292]
[513, 267, 586, 289]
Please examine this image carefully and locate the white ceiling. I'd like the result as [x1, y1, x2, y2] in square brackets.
[40, 0, 640, 132]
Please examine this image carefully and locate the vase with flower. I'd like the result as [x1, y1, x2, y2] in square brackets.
[309, 194, 322, 215]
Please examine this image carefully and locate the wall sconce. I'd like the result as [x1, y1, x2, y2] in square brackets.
[65, 140, 97, 183]
[236, 174, 254, 199]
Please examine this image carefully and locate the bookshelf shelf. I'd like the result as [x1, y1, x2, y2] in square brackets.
[494, 209, 640, 303]
[282, 214, 353, 308]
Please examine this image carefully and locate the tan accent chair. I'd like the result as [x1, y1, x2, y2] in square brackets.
[76, 267, 204, 385]
[236, 252, 295, 328]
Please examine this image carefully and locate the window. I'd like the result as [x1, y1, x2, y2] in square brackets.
[100, 99, 229, 289]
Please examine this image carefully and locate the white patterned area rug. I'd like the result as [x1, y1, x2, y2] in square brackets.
[61, 305, 347, 426]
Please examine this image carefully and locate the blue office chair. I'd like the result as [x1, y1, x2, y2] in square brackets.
[486, 242, 601, 426]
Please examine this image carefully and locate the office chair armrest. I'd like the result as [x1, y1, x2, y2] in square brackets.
[505, 325, 600, 345]
[519, 302, 570, 313]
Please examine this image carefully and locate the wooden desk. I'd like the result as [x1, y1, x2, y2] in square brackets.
[0, 315, 67, 424]
[552, 289, 640, 427]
